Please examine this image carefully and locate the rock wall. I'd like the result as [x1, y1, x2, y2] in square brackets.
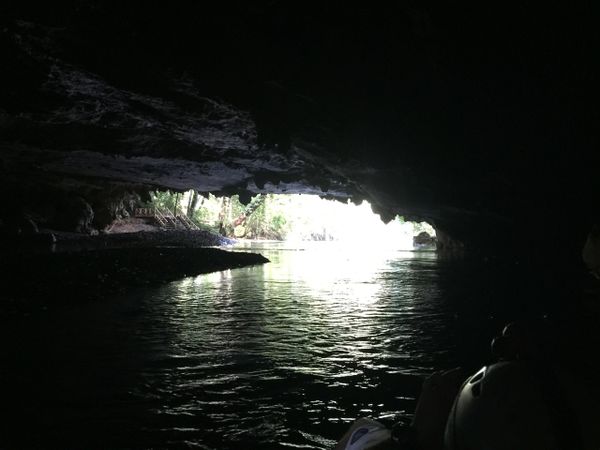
[0, 5, 598, 264]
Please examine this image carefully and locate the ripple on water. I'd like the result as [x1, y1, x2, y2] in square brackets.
[5, 245, 483, 449]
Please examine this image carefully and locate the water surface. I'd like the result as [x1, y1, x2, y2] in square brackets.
[3, 243, 547, 449]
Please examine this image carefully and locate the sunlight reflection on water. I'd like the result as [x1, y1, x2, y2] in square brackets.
[145, 242, 447, 448]
[7, 242, 468, 450]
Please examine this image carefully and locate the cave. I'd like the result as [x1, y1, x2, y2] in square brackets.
[1, 3, 599, 449]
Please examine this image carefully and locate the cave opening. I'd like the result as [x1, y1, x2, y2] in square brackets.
[106, 189, 437, 251]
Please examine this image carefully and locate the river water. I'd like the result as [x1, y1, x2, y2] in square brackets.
[3, 242, 557, 449]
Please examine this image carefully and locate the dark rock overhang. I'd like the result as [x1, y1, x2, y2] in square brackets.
[1, 3, 599, 257]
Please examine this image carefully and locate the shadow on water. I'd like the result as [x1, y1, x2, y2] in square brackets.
[1, 242, 573, 449]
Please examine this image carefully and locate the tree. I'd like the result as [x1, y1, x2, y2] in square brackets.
[232, 194, 265, 227]
[187, 190, 199, 218]
[149, 190, 178, 212]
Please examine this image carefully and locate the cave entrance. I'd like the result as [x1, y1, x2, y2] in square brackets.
[120, 190, 436, 251]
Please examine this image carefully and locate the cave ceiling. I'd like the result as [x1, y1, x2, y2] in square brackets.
[1, 3, 598, 248]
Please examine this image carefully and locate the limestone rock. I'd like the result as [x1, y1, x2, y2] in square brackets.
[0, 7, 597, 261]
[413, 231, 436, 248]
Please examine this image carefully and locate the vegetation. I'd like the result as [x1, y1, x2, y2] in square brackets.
[148, 190, 180, 215]
[145, 190, 435, 243]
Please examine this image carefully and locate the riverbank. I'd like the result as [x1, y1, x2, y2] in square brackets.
[52, 228, 236, 251]
[0, 232, 268, 315]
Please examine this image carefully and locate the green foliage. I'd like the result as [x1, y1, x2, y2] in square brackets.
[245, 200, 265, 238]
[271, 214, 287, 234]
[411, 221, 434, 235]
[144, 189, 435, 242]
[193, 206, 212, 224]
[234, 196, 249, 220]
[148, 190, 178, 212]
[394, 215, 434, 235]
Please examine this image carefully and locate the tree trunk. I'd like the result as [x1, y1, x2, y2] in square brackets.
[187, 190, 199, 217]
[232, 194, 265, 227]
[218, 196, 230, 235]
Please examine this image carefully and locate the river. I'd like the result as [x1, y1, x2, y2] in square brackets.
[2, 242, 557, 449]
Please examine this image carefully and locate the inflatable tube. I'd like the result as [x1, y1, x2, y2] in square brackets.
[335, 418, 392, 450]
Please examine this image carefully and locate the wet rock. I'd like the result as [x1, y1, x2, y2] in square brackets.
[1, 246, 269, 312]
[50, 228, 234, 252]
[58, 196, 94, 234]
[413, 231, 436, 248]
[93, 190, 144, 230]
[434, 229, 464, 252]
[583, 225, 600, 279]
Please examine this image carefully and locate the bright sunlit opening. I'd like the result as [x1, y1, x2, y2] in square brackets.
[146, 191, 436, 251]
[279, 195, 435, 251]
